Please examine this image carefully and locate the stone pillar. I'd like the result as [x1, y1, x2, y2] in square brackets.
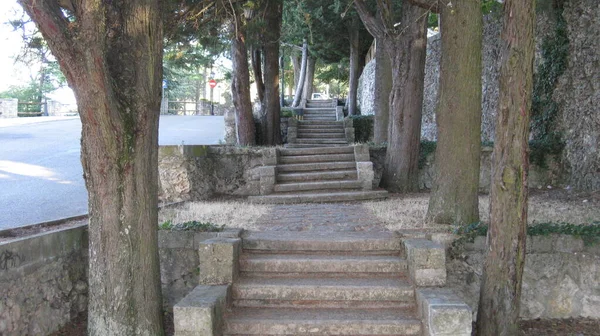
[335, 106, 344, 121]
[287, 117, 298, 144]
[259, 166, 276, 195]
[354, 144, 374, 190]
[46, 99, 63, 116]
[173, 285, 229, 336]
[416, 288, 472, 336]
[223, 108, 237, 144]
[198, 237, 241, 285]
[0, 98, 18, 118]
[404, 239, 447, 287]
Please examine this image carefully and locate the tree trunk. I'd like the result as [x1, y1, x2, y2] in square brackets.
[19, 1, 164, 335]
[231, 20, 256, 145]
[476, 0, 535, 334]
[251, 46, 265, 104]
[380, 4, 428, 192]
[292, 40, 308, 107]
[373, 40, 391, 144]
[426, 0, 482, 225]
[291, 53, 301, 90]
[347, 16, 361, 116]
[301, 56, 315, 101]
[262, 0, 282, 145]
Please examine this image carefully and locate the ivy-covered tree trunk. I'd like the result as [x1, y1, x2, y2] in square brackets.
[373, 41, 391, 144]
[426, 0, 482, 225]
[476, 0, 535, 334]
[347, 15, 361, 116]
[251, 47, 265, 104]
[292, 40, 308, 107]
[231, 20, 256, 146]
[18, 0, 164, 334]
[262, 0, 282, 145]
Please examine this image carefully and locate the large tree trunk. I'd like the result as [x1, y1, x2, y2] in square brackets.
[347, 16, 361, 116]
[291, 53, 301, 91]
[373, 40, 391, 144]
[476, 0, 535, 334]
[292, 40, 308, 107]
[231, 20, 256, 145]
[262, 0, 282, 145]
[381, 4, 428, 192]
[426, 0, 483, 225]
[19, 0, 164, 335]
[301, 56, 315, 101]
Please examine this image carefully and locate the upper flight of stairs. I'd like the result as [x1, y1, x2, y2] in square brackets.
[223, 231, 422, 335]
[288, 99, 347, 149]
[249, 146, 387, 204]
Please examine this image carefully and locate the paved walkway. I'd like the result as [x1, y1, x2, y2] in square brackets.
[252, 203, 387, 232]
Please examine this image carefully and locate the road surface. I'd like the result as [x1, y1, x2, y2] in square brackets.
[0, 115, 224, 229]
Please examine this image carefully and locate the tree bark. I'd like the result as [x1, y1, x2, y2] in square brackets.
[426, 0, 482, 225]
[373, 40, 391, 144]
[292, 40, 308, 107]
[251, 46, 265, 103]
[291, 53, 301, 91]
[18, 0, 164, 335]
[301, 56, 315, 101]
[347, 15, 361, 116]
[231, 20, 256, 145]
[381, 5, 428, 192]
[262, 0, 282, 145]
[476, 0, 535, 334]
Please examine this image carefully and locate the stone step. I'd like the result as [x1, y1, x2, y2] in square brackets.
[241, 231, 401, 253]
[297, 125, 344, 130]
[224, 307, 421, 335]
[277, 170, 357, 182]
[299, 120, 342, 125]
[304, 116, 337, 120]
[279, 146, 354, 156]
[232, 277, 414, 303]
[297, 127, 345, 133]
[296, 139, 349, 144]
[304, 108, 336, 112]
[273, 180, 362, 192]
[298, 132, 345, 139]
[233, 298, 414, 309]
[279, 153, 354, 164]
[277, 162, 355, 172]
[240, 254, 407, 275]
[285, 143, 350, 148]
[248, 189, 388, 204]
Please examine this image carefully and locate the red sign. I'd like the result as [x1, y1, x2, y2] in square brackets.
[209, 79, 217, 88]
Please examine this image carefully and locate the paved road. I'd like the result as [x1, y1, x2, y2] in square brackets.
[0, 115, 224, 229]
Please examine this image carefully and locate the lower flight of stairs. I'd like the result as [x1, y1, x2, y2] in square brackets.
[248, 146, 387, 204]
[223, 231, 422, 335]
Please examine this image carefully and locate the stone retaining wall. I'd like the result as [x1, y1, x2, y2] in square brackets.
[158, 145, 269, 203]
[447, 234, 600, 320]
[370, 146, 563, 192]
[0, 225, 241, 335]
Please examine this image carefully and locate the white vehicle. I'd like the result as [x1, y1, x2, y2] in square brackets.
[311, 93, 329, 100]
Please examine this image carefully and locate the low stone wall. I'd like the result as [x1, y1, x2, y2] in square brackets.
[447, 234, 600, 320]
[159, 145, 271, 203]
[0, 224, 241, 335]
[0, 225, 89, 336]
[370, 146, 563, 192]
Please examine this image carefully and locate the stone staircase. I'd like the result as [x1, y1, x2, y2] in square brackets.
[172, 232, 473, 336]
[224, 231, 421, 335]
[287, 99, 349, 149]
[248, 145, 387, 203]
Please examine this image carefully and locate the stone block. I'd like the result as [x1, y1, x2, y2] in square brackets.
[345, 127, 355, 143]
[287, 126, 297, 143]
[343, 117, 353, 128]
[353, 144, 370, 162]
[173, 285, 229, 336]
[554, 234, 584, 253]
[404, 239, 446, 286]
[259, 166, 276, 195]
[356, 161, 374, 190]
[528, 235, 555, 253]
[198, 238, 241, 285]
[417, 288, 472, 336]
[262, 148, 278, 166]
[336, 106, 344, 121]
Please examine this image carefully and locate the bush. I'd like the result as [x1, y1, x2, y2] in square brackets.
[349, 115, 374, 143]
[158, 220, 225, 232]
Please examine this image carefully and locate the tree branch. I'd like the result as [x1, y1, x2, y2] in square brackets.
[404, 0, 440, 13]
[17, 0, 79, 81]
[353, 0, 384, 39]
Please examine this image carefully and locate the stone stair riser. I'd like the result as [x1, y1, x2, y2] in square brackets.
[240, 255, 407, 274]
[273, 180, 362, 192]
[276, 162, 356, 172]
[277, 171, 357, 182]
[279, 146, 354, 156]
[232, 299, 415, 310]
[279, 154, 355, 164]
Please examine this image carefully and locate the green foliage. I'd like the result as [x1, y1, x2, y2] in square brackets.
[349, 115, 373, 143]
[453, 221, 600, 246]
[158, 220, 224, 232]
[481, 0, 503, 15]
[530, 3, 569, 167]
[428, 13, 438, 28]
[280, 107, 294, 118]
[419, 141, 437, 169]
